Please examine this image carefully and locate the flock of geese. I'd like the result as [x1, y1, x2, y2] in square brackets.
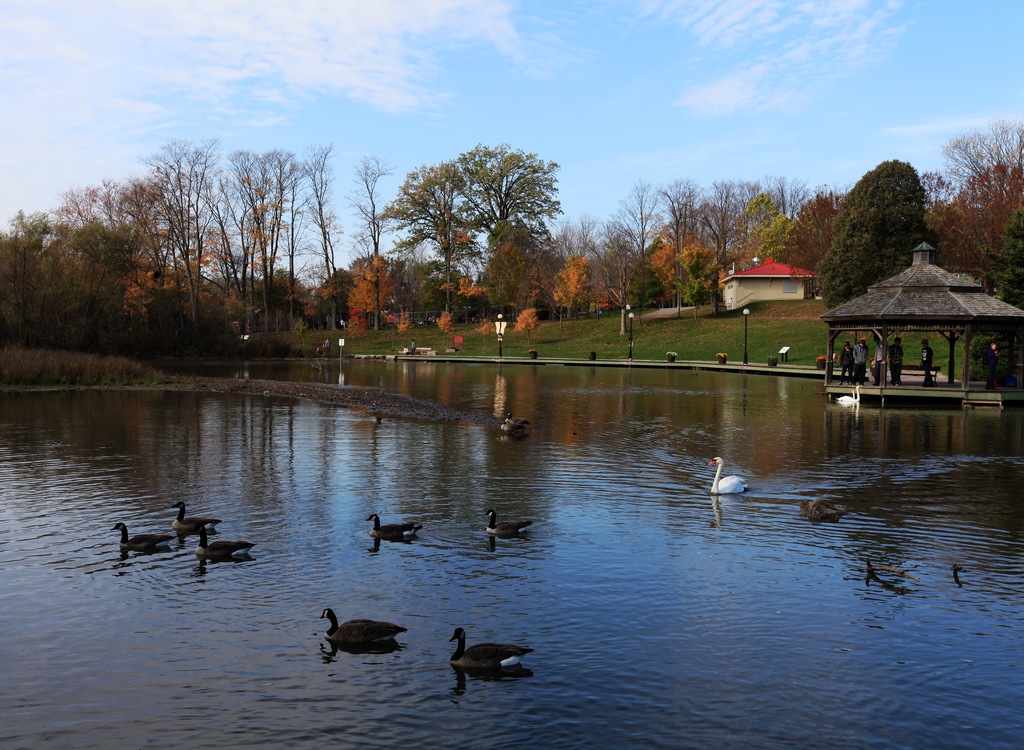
[111, 501, 536, 669]
[111, 441, 844, 670]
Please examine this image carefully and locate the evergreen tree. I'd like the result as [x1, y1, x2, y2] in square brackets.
[818, 160, 935, 307]
[995, 207, 1024, 309]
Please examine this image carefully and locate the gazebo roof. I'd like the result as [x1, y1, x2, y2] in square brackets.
[821, 243, 1024, 325]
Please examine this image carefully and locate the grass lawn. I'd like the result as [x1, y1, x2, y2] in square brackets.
[296, 299, 834, 366]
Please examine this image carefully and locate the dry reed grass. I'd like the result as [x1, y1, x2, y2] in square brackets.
[0, 347, 161, 386]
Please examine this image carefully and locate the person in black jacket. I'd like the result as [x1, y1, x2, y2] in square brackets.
[888, 337, 904, 386]
[922, 339, 935, 387]
[983, 341, 999, 389]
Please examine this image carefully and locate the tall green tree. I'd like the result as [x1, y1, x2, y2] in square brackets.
[995, 207, 1024, 309]
[456, 144, 561, 248]
[818, 160, 935, 307]
[742, 192, 795, 262]
[0, 212, 53, 346]
[387, 161, 477, 313]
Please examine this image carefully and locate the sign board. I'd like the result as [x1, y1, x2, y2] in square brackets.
[338, 339, 345, 347]
[779, 346, 790, 354]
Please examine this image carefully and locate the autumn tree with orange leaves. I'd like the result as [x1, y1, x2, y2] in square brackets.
[514, 307, 540, 344]
[553, 254, 591, 319]
[348, 256, 395, 324]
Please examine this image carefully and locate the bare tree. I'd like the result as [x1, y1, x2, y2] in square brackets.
[590, 222, 635, 335]
[942, 117, 1024, 186]
[614, 181, 661, 320]
[145, 139, 220, 331]
[349, 156, 394, 330]
[762, 175, 810, 218]
[660, 179, 703, 313]
[305, 145, 342, 329]
[699, 179, 749, 313]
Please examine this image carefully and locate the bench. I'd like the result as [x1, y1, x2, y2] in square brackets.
[403, 347, 435, 356]
[900, 364, 941, 373]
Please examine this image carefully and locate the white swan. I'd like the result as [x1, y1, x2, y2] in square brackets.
[708, 457, 747, 495]
[836, 385, 860, 406]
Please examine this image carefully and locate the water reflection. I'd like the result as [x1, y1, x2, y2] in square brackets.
[3, 366, 1024, 749]
[450, 665, 535, 697]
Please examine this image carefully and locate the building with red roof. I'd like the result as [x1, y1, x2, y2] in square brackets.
[721, 257, 816, 311]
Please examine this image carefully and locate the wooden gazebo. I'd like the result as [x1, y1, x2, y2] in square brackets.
[820, 243, 1024, 391]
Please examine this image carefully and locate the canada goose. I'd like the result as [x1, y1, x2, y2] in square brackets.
[194, 524, 254, 558]
[320, 608, 407, 645]
[799, 499, 846, 522]
[171, 501, 222, 535]
[366, 513, 422, 541]
[448, 627, 532, 669]
[501, 412, 530, 436]
[707, 457, 747, 495]
[486, 509, 532, 536]
[111, 522, 175, 552]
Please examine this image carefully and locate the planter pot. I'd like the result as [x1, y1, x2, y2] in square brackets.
[667, 354, 677, 363]
[529, 351, 538, 359]
[717, 356, 727, 364]
[588, 351, 597, 361]
[767, 359, 777, 367]
[816, 360, 827, 370]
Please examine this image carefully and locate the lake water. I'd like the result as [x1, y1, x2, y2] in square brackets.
[2, 361, 1023, 749]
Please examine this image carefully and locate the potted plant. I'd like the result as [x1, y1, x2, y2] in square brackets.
[528, 349, 538, 359]
[717, 352, 728, 364]
[767, 355, 778, 367]
[816, 355, 828, 370]
[667, 351, 677, 363]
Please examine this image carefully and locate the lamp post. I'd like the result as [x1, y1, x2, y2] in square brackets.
[743, 308, 750, 365]
[627, 305, 634, 361]
[495, 314, 506, 359]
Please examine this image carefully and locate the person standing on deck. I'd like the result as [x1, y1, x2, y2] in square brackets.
[853, 339, 869, 385]
[888, 337, 904, 386]
[983, 341, 999, 390]
[922, 339, 935, 387]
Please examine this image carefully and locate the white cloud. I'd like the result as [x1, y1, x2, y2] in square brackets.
[642, 0, 906, 116]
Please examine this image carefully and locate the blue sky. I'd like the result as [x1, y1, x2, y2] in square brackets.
[3, 0, 1022, 264]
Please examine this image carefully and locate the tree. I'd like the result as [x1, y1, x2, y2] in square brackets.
[305, 145, 342, 328]
[437, 310, 455, 347]
[994, 207, 1024, 309]
[0, 212, 53, 346]
[680, 241, 717, 316]
[349, 256, 396, 318]
[614, 181, 661, 313]
[387, 161, 477, 313]
[942, 117, 1024, 185]
[660, 179, 702, 312]
[456, 143, 561, 249]
[513, 307, 539, 344]
[700, 179, 752, 313]
[553, 254, 591, 319]
[590, 223, 634, 334]
[145, 139, 220, 332]
[818, 160, 935, 307]
[789, 188, 845, 273]
[742, 193, 795, 262]
[650, 239, 679, 305]
[350, 155, 395, 330]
